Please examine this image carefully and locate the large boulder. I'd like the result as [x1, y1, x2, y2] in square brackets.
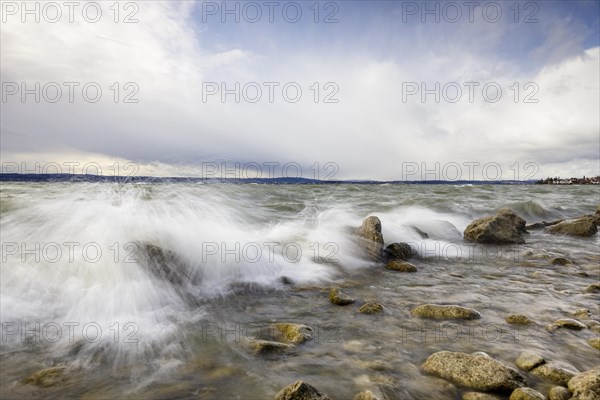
[274, 381, 331, 400]
[544, 217, 597, 237]
[464, 209, 527, 244]
[421, 351, 526, 392]
[136, 243, 190, 285]
[568, 367, 600, 400]
[355, 216, 385, 260]
[411, 304, 481, 320]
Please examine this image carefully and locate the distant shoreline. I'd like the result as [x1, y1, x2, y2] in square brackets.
[535, 176, 600, 185]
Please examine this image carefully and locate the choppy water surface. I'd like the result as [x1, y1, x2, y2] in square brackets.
[1, 182, 599, 399]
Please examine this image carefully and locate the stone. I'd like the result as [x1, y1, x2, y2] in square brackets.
[548, 386, 571, 400]
[411, 304, 481, 320]
[526, 220, 564, 230]
[421, 351, 526, 392]
[137, 242, 189, 285]
[515, 352, 545, 371]
[568, 368, 600, 400]
[509, 387, 547, 400]
[573, 309, 592, 320]
[531, 362, 580, 386]
[273, 323, 314, 344]
[589, 337, 600, 350]
[329, 287, 355, 305]
[274, 381, 331, 400]
[24, 366, 67, 387]
[464, 209, 527, 244]
[385, 260, 417, 272]
[384, 242, 412, 261]
[507, 314, 535, 325]
[358, 302, 384, 315]
[551, 257, 573, 266]
[584, 283, 600, 293]
[353, 390, 380, 400]
[463, 393, 504, 400]
[355, 216, 384, 260]
[544, 217, 598, 237]
[249, 339, 295, 355]
[548, 319, 587, 331]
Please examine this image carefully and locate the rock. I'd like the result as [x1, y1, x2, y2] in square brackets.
[353, 390, 380, 400]
[589, 337, 600, 350]
[411, 304, 481, 320]
[464, 209, 527, 244]
[355, 216, 385, 260]
[385, 260, 417, 272]
[274, 381, 331, 400]
[544, 217, 598, 237]
[588, 321, 600, 334]
[421, 351, 526, 392]
[568, 368, 600, 400]
[573, 309, 592, 320]
[515, 352, 545, 371]
[358, 302, 384, 315]
[273, 323, 314, 344]
[551, 257, 573, 266]
[463, 393, 504, 400]
[411, 226, 430, 238]
[547, 319, 587, 331]
[137, 243, 189, 285]
[584, 283, 600, 293]
[509, 387, 547, 400]
[531, 362, 580, 386]
[506, 314, 535, 325]
[384, 242, 412, 261]
[249, 340, 295, 355]
[526, 220, 564, 230]
[24, 366, 67, 387]
[548, 386, 571, 400]
[329, 287, 355, 306]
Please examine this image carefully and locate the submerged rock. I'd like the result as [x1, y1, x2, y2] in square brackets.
[272, 323, 314, 344]
[515, 352, 545, 371]
[24, 366, 67, 387]
[137, 243, 189, 285]
[249, 339, 295, 355]
[464, 209, 527, 244]
[355, 216, 385, 260]
[353, 390, 380, 400]
[526, 220, 563, 230]
[547, 386, 571, 400]
[274, 381, 331, 400]
[568, 367, 600, 400]
[462, 393, 504, 400]
[358, 302, 384, 315]
[506, 315, 535, 325]
[411, 304, 481, 320]
[544, 217, 598, 237]
[509, 387, 547, 400]
[572, 309, 592, 320]
[551, 257, 573, 266]
[385, 260, 417, 272]
[384, 242, 412, 261]
[421, 351, 526, 392]
[589, 337, 600, 350]
[329, 287, 355, 305]
[584, 283, 600, 293]
[531, 362, 580, 386]
[547, 319, 587, 332]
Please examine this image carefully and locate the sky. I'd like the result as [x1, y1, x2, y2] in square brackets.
[1, 0, 599, 181]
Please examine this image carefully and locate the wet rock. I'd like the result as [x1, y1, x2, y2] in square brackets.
[412, 304, 481, 320]
[24, 366, 67, 387]
[249, 339, 295, 355]
[137, 243, 189, 285]
[515, 352, 545, 371]
[568, 367, 600, 400]
[509, 387, 547, 400]
[358, 302, 384, 315]
[544, 217, 598, 237]
[273, 323, 313, 344]
[280, 276, 294, 285]
[421, 351, 526, 392]
[464, 209, 527, 244]
[462, 393, 504, 400]
[384, 242, 412, 261]
[507, 314, 535, 325]
[531, 362, 580, 386]
[274, 381, 331, 400]
[573, 309, 592, 320]
[329, 287, 355, 305]
[353, 390, 380, 400]
[584, 283, 600, 293]
[547, 319, 587, 332]
[355, 216, 384, 260]
[411, 226, 430, 238]
[589, 337, 600, 350]
[548, 386, 571, 400]
[551, 257, 573, 266]
[526, 220, 564, 230]
[385, 260, 417, 272]
[588, 322, 600, 334]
